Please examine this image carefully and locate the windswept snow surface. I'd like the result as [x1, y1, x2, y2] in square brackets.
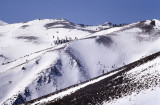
[0, 19, 160, 104]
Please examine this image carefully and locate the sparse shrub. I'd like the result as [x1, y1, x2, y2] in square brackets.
[22, 67, 26, 70]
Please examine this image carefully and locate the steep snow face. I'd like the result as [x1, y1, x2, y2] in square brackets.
[0, 20, 8, 26]
[0, 19, 160, 104]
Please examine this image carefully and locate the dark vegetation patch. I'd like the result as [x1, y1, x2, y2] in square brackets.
[16, 36, 39, 43]
[44, 22, 75, 29]
[25, 51, 160, 105]
[77, 24, 88, 27]
[135, 20, 160, 42]
[78, 28, 96, 33]
[53, 36, 73, 45]
[137, 20, 155, 34]
[21, 25, 29, 29]
[24, 87, 31, 97]
[16, 36, 38, 40]
[113, 20, 157, 35]
[0, 54, 7, 59]
[13, 94, 26, 105]
[96, 36, 113, 47]
[44, 22, 96, 33]
[21, 67, 26, 70]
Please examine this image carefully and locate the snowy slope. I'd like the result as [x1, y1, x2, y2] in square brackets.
[28, 51, 160, 105]
[0, 20, 8, 26]
[0, 19, 111, 64]
[0, 18, 112, 105]
[103, 53, 160, 105]
[0, 19, 90, 63]
[0, 19, 160, 105]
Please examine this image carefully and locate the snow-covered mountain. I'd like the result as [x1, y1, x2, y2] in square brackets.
[27, 51, 160, 105]
[0, 19, 111, 64]
[0, 20, 8, 26]
[0, 19, 160, 105]
[99, 21, 112, 26]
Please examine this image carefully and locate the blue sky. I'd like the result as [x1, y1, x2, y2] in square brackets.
[0, 0, 159, 25]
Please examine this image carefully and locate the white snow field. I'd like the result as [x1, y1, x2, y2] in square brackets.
[0, 19, 160, 104]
